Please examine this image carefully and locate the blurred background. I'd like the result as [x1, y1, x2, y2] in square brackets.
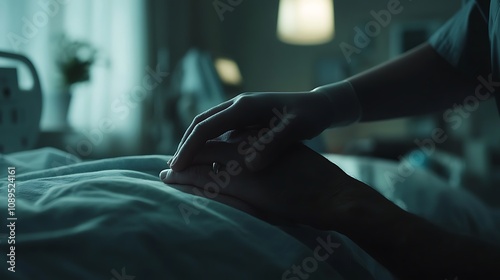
[1, 0, 500, 203]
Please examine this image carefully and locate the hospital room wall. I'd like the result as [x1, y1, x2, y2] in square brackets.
[1, 0, 153, 158]
[188, 0, 462, 153]
[139, 0, 191, 155]
[189, 0, 500, 187]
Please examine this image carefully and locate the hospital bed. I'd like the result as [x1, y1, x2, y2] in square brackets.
[1, 52, 500, 280]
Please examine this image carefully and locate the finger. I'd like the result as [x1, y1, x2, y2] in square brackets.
[169, 101, 233, 165]
[177, 100, 233, 151]
[161, 164, 252, 198]
[243, 122, 295, 171]
[161, 161, 254, 202]
[160, 164, 293, 227]
[160, 166, 261, 217]
[171, 106, 270, 171]
[190, 141, 245, 166]
[160, 165, 212, 188]
[160, 166, 259, 213]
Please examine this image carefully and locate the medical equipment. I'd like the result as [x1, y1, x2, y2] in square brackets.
[0, 51, 42, 154]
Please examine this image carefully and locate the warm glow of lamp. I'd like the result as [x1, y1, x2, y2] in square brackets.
[277, 0, 335, 45]
[215, 58, 242, 85]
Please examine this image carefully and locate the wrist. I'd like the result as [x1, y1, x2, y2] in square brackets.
[311, 80, 362, 128]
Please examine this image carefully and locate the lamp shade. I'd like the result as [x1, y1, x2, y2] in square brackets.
[277, 0, 334, 45]
[215, 58, 242, 85]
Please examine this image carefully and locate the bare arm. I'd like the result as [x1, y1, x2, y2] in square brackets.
[348, 43, 478, 121]
[169, 43, 481, 171]
[328, 179, 500, 280]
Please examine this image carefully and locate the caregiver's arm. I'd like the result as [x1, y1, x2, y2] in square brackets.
[170, 43, 477, 171]
[347, 42, 478, 121]
[326, 179, 500, 280]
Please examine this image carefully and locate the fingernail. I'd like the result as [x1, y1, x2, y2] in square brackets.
[159, 169, 169, 180]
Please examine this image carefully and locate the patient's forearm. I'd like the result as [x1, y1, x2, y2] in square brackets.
[349, 212, 500, 279]
[328, 182, 500, 279]
[348, 43, 479, 121]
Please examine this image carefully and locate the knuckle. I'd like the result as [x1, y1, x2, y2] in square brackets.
[192, 121, 208, 134]
[235, 92, 253, 102]
[238, 92, 252, 98]
[233, 94, 254, 108]
[192, 114, 205, 124]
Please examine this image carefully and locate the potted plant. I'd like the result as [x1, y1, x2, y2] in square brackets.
[55, 35, 97, 125]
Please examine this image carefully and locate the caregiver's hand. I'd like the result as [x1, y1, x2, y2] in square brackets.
[169, 91, 334, 172]
[161, 131, 400, 231]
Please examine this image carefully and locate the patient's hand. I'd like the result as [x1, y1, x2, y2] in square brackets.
[168, 91, 335, 172]
[160, 130, 396, 230]
[161, 131, 500, 280]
